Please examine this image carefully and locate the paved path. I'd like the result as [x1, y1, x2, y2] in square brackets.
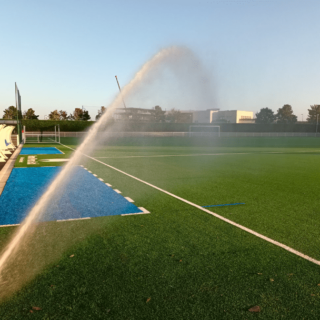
[0, 145, 23, 195]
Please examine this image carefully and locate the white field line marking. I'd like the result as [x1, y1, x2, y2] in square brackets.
[0, 217, 91, 227]
[125, 197, 134, 202]
[19, 157, 24, 163]
[56, 148, 65, 155]
[94, 153, 249, 159]
[105, 183, 112, 187]
[93, 174, 97, 177]
[262, 151, 320, 154]
[139, 207, 150, 213]
[59, 142, 320, 266]
[114, 189, 121, 194]
[88, 171, 92, 173]
[57, 217, 91, 222]
[121, 212, 150, 216]
[98, 178, 104, 181]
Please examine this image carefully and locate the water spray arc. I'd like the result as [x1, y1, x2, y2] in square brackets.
[0, 46, 210, 299]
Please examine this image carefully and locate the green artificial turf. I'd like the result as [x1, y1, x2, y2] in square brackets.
[1, 136, 320, 319]
[15, 142, 75, 168]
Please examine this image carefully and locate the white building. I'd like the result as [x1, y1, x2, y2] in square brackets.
[190, 109, 220, 123]
[213, 110, 254, 124]
[190, 109, 254, 124]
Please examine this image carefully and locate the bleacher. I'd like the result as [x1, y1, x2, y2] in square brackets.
[0, 125, 16, 163]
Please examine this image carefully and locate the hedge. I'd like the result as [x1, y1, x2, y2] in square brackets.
[22, 120, 319, 133]
[22, 120, 96, 132]
[95, 122, 320, 133]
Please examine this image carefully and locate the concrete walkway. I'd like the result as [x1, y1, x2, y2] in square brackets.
[0, 144, 23, 195]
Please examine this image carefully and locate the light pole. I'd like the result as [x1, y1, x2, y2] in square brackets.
[115, 75, 127, 109]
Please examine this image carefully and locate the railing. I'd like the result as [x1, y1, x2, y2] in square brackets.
[25, 131, 320, 138]
[0, 120, 18, 125]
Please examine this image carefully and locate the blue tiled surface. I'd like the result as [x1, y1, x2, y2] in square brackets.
[20, 147, 63, 155]
[0, 167, 142, 225]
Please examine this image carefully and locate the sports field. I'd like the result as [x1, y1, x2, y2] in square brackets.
[1, 136, 320, 319]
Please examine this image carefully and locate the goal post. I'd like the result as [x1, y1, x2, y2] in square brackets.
[24, 125, 60, 144]
[189, 125, 220, 137]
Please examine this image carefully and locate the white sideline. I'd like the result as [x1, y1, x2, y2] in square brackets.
[94, 152, 249, 159]
[59, 142, 320, 266]
[94, 151, 320, 159]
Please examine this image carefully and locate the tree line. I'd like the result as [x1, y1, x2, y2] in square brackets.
[47, 108, 91, 121]
[3, 104, 320, 124]
[1, 105, 192, 123]
[1, 106, 91, 121]
[256, 104, 320, 124]
[96, 105, 192, 123]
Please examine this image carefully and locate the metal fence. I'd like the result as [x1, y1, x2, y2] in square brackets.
[220, 132, 320, 137]
[25, 131, 320, 138]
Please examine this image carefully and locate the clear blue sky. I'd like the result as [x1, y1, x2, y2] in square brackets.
[1, 0, 319, 121]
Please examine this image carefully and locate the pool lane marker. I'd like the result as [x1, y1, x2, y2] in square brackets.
[60, 142, 320, 267]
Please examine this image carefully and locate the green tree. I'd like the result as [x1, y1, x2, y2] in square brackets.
[96, 106, 106, 120]
[255, 108, 276, 124]
[49, 110, 61, 120]
[69, 108, 82, 120]
[82, 110, 91, 121]
[307, 105, 320, 123]
[59, 110, 69, 120]
[23, 108, 39, 120]
[154, 105, 165, 122]
[276, 104, 297, 123]
[3, 106, 18, 119]
[70, 108, 91, 121]
[165, 108, 192, 123]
